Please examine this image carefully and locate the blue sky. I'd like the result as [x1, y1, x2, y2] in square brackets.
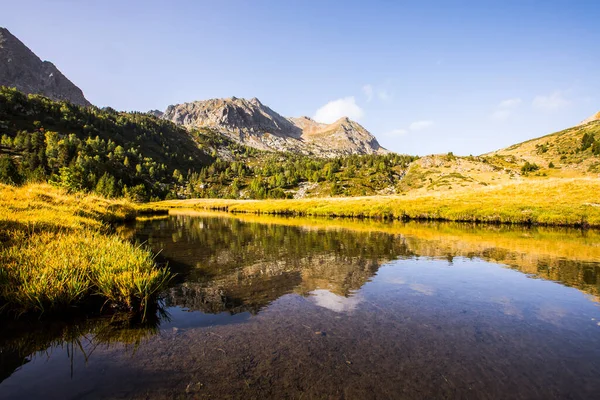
[3, 0, 600, 155]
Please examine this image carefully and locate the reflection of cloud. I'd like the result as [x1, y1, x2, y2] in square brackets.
[309, 289, 362, 313]
[409, 283, 435, 295]
[386, 277, 406, 285]
[491, 296, 523, 319]
[536, 304, 567, 325]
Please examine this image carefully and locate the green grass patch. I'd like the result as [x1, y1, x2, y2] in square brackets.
[0, 183, 172, 319]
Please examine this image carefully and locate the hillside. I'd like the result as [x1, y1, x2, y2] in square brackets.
[1, 87, 599, 202]
[392, 113, 600, 195]
[162, 97, 387, 157]
[0, 27, 90, 107]
[0, 87, 417, 200]
[0, 87, 213, 200]
[489, 115, 600, 176]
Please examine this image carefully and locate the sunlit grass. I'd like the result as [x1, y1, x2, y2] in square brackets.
[0, 183, 172, 318]
[157, 178, 600, 227]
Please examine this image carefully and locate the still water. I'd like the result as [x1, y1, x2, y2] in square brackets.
[2, 212, 600, 399]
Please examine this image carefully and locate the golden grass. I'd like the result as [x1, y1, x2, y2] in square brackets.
[155, 178, 600, 227]
[0, 184, 171, 318]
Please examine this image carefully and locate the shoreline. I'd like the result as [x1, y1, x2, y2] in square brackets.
[153, 178, 600, 229]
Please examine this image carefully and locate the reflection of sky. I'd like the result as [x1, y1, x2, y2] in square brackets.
[309, 289, 363, 313]
[161, 307, 252, 330]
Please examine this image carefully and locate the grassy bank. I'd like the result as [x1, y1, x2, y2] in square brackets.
[0, 184, 171, 318]
[157, 178, 600, 227]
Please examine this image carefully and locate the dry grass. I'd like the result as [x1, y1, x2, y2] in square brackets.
[156, 178, 600, 227]
[0, 184, 171, 318]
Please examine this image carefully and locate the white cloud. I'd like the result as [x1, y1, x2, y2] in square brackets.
[499, 98, 522, 108]
[386, 128, 409, 137]
[533, 91, 570, 111]
[362, 84, 374, 102]
[384, 120, 434, 138]
[491, 97, 522, 121]
[377, 89, 392, 101]
[362, 83, 393, 102]
[313, 96, 364, 124]
[409, 120, 434, 131]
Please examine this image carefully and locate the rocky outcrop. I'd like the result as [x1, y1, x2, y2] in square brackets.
[579, 111, 600, 126]
[0, 27, 90, 107]
[163, 97, 387, 157]
[147, 109, 164, 118]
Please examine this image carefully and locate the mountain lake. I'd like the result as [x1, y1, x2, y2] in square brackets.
[1, 211, 600, 399]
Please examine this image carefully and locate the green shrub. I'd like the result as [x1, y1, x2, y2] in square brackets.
[0, 155, 23, 185]
[521, 162, 540, 174]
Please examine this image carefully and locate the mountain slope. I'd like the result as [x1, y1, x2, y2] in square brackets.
[162, 97, 387, 157]
[394, 112, 600, 195]
[489, 112, 600, 176]
[0, 86, 212, 199]
[0, 27, 90, 107]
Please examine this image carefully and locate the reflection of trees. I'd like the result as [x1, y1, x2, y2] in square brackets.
[0, 311, 166, 385]
[131, 214, 600, 315]
[403, 238, 600, 299]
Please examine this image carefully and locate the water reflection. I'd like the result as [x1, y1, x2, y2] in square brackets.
[2, 213, 600, 399]
[128, 212, 600, 315]
[0, 311, 166, 385]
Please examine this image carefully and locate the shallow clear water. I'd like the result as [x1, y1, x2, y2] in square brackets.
[2, 213, 600, 399]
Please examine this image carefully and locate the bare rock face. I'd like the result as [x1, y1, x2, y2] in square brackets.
[0, 27, 90, 107]
[579, 111, 600, 126]
[147, 109, 164, 118]
[163, 97, 387, 157]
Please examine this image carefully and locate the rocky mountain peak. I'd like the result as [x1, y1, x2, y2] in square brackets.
[0, 27, 91, 107]
[162, 97, 387, 157]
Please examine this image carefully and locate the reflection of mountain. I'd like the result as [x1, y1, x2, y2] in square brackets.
[131, 213, 600, 314]
[131, 215, 414, 314]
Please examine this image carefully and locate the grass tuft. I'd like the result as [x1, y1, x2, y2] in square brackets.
[0, 183, 172, 318]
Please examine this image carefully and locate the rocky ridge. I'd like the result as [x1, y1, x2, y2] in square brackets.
[162, 97, 387, 157]
[0, 27, 90, 107]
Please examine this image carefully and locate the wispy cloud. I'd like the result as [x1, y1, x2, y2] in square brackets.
[313, 96, 364, 124]
[491, 97, 522, 121]
[377, 89, 392, 101]
[409, 120, 434, 131]
[386, 128, 409, 137]
[533, 91, 570, 111]
[362, 83, 393, 102]
[499, 98, 522, 108]
[362, 84, 374, 102]
[385, 120, 434, 138]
